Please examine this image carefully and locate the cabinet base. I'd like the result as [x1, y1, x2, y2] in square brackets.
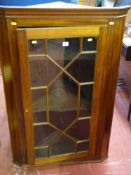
[13, 155, 108, 167]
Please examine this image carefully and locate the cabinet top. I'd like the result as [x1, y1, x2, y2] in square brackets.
[0, 2, 130, 18]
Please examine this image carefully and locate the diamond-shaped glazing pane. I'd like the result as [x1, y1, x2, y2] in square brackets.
[48, 74, 78, 129]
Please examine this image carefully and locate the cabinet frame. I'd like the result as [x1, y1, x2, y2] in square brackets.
[0, 6, 130, 165]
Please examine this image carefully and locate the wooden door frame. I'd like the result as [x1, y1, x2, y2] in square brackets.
[16, 26, 108, 165]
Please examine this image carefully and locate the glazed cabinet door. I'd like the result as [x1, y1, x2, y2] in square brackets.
[17, 26, 107, 165]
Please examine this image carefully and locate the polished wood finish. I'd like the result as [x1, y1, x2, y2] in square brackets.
[25, 26, 100, 39]
[17, 30, 35, 165]
[0, 5, 130, 166]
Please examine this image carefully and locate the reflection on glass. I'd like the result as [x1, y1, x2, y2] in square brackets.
[27, 37, 97, 159]
[80, 85, 93, 117]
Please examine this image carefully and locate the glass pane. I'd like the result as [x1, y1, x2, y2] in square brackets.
[50, 136, 76, 156]
[35, 148, 48, 158]
[67, 119, 90, 141]
[77, 142, 89, 152]
[50, 113, 76, 130]
[48, 38, 80, 67]
[49, 75, 78, 130]
[29, 56, 61, 87]
[83, 37, 97, 51]
[27, 36, 96, 159]
[33, 111, 46, 123]
[67, 54, 96, 83]
[31, 89, 46, 113]
[80, 85, 93, 117]
[34, 124, 60, 147]
[28, 39, 45, 55]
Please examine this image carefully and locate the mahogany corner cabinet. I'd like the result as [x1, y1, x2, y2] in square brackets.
[0, 4, 130, 166]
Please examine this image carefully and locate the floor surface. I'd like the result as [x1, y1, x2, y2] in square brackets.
[0, 68, 131, 175]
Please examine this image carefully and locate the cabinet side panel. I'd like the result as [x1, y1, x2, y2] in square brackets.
[100, 17, 126, 157]
[0, 17, 27, 164]
[0, 16, 18, 161]
[95, 17, 126, 158]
